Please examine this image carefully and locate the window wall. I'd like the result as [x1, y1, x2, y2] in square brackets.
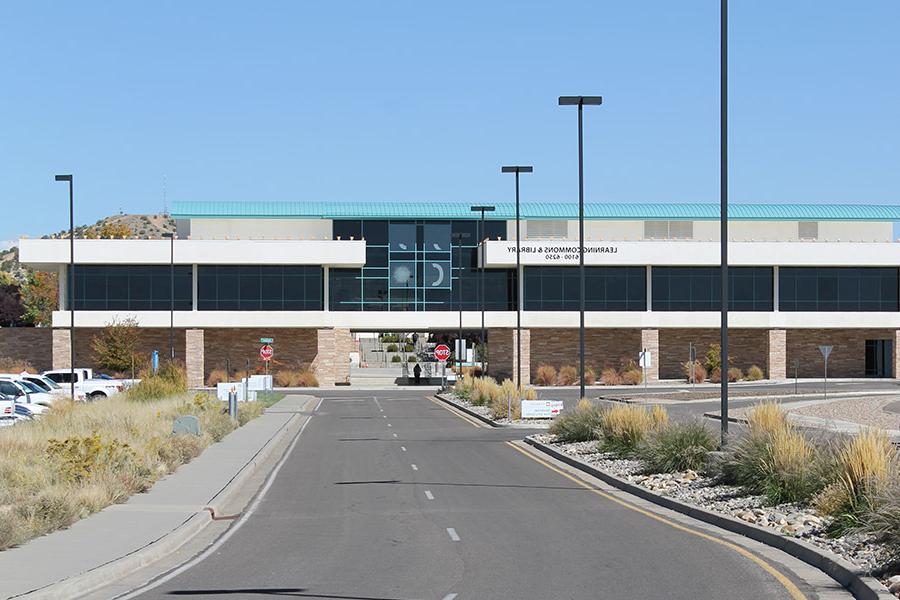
[651, 267, 773, 311]
[779, 267, 898, 312]
[524, 266, 646, 311]
[330, 219, 515, 311]
[197, 266, 323, 310]
[71, 265, 192, 310]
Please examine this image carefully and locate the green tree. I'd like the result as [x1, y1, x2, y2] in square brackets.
[91, 317, 143, 373]
[21, 271, 58, 326]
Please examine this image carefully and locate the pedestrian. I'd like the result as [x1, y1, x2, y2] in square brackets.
[413, 362, 422, 385]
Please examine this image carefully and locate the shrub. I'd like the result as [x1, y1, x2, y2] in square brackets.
[855, 480, 900, 561]
[597, 404, 668, 456]
[745, 365, 765, 381]
[705, 344, 722, 374]
[549, 399, 604, 443]
[557, 365, 578, 386]
[727, 367, 743, 382]
[404, 344, 415, 352]
[681, 361, 707, 383]
[471, 377, 501, 407]
[454, 373, 475, 400]
[637, 421, 718, 473]
[600, 368, 622, 386]
[206, 369, 227, 386]
[709, 368, 722, 383]
[391, 355, 402, 363]
[816, 429, 897, 533]
[90, 317, 142, 373]
[386, 343, 399, 352]
[621, 370, 642, 385]
[124, 361, 187, 401]
[274, 370, 298, 387]
[535, 364, 557, 386]
[297, 371, 319, 387]
[0, 357, 36, 373]
[490, 379, 522, 420]
[583, 367, 596, 386]
[747, 402, 789, 435]
[407, 355, 418, 363]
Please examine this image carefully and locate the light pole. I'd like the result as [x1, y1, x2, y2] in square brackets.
[453, 231, 470, 376]
[720, 0, 730, 444]
[502, 166, 533, 390]
[54, 175, 75, 401]
[558, 95, 602, 400]
[470, 205, 495, 375]
[162, 233, 175, 360]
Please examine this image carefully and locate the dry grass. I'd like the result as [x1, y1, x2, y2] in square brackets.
[0, 393, 265, 551]
[557, 365, 578, 386]
[747, 402, 789, 435]
[206, 369, 227, 386]
[549, 398, 604, 442]
[534, 364, 557, 386]
[0, 357, 36, 373]
[453, 373, 476, 400]
[728, 367, 743, 382]
[490, 379, 522, 420]
[471, 377, 501, 407]
[745, 365, 765, 381]
[681, 361, 707, 383]
[600, 368, 622, 386]
[597, 404, 668, 455]
[621, 370, 643, 386]
[273, 369, 319, 387]
[583, 368, 596, 385]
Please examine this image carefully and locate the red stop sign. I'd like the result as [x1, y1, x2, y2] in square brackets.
[260, 344, 274, 361]
[434, 344, 451, 362]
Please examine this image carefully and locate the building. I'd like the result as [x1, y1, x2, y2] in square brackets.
[17, 201, 900, 386]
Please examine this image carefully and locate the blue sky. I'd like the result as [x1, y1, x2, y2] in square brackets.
[1, 1, 898, 244]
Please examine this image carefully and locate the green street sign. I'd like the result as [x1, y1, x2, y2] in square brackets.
[260, 337, 274, 344]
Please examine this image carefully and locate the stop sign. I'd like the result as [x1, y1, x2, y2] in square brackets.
[434, 344, 451, 362]
[260, 344, 274, 362]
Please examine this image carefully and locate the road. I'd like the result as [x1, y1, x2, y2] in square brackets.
[129, 390, 836, 600]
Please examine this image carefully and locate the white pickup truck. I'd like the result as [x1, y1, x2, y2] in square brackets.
[42, 369, 124, 399]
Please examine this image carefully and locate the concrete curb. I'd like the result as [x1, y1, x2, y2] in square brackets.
[603, 390, 898, 406]
[433, 393, 501, 427]
[524, 437, 893, 600]
[14, 397, 314, 600]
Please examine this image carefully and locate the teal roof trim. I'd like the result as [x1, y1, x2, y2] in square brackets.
[172, 201, 900, 222]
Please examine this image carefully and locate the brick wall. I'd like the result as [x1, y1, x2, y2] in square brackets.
[0, 327, 53, 371]
[658, 328, 768, 380]
[204, 328, 318, 379]
[69, 328, 187, 375]
[786, 329, 893, 378]
[529, 328, 643, 377]
[488, 328, 531, 385]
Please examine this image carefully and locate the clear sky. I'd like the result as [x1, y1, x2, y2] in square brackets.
[1, 1, 898, 245]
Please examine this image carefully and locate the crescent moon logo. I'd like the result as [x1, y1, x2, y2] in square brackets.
[430, 263, 444, 287]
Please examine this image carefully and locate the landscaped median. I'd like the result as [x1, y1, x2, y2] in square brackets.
[436, 374, 543, 425]
[526, 400, 900, 598]
[0, 362, 266, 552]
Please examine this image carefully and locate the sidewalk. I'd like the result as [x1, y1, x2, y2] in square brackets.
[0, 394, 317, 600]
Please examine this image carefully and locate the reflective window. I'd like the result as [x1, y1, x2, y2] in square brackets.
[71, 265, 192, 311]
[524, 266, 646, 311]
[779, 267, 898, 312]
[330, 219, 513, 311]
[197, 266, 322, 310]
[652, 267, 773, 311]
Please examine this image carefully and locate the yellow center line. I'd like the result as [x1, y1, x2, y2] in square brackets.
[428, 396, 487, 429]
[505, 441, 807, 600]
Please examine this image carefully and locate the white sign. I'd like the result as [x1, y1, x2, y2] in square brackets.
[639, 351, 652, 368]
[216, 382, 257, 402]
[521, 400, 565, 419]
[248, 375, 273, 391]
[819, 345, 833, 359]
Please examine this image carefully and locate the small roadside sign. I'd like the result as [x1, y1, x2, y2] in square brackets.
[260, 337, 274, 344]
[819, 345, 833, 359]
[638, 350, 652, 368]
[260, 344, 274, 362]
[434, 344, 451, 362]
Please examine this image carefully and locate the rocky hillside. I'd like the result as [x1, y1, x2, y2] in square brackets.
[1, 214, 175, 278]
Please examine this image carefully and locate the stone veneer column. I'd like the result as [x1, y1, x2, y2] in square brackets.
[52, 329, 71, 369]
[313, 328, 352, 386]
[640, 329, 659, 382]
[768, 329, 787, 380]
[185, 329, 205, 389]
[486, 328, 531, 385]
[894, 330, 900, 378]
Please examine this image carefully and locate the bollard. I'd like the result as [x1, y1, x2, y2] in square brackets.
[228, 390, 237, 420]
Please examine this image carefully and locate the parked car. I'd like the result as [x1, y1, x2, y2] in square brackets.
[0, 377, 56, 407]
[42, 369, 124, 399]
[0, 393, 15, 427]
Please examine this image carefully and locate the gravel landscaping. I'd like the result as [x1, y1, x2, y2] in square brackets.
[440, 391, 552, 427]
[788, 396, 900, 431]
[535, 433, 899, 595]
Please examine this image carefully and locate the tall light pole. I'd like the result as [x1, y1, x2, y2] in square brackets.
[720, 0, 730, 444]
[452, 231, 470, 376]
[502, 166, 533, 390]
[470, 205, 495, 375]
[54, 175, 75, 401]
[559, 95, 602, 400]
[162, 233, 175, 361]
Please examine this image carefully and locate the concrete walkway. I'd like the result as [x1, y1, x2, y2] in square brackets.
[0, 395, 317, 600]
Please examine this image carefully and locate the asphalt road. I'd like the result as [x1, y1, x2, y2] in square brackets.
[130, 390, 829, 600]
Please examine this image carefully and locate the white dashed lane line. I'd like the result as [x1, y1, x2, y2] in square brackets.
[424, 490, 434, 500]
[400, 446, 407, 451]
[446, 528, 460, 541]
[410, 464, 418, 471]
[392, 433, 398, 438]
[443, 594, 458, 600]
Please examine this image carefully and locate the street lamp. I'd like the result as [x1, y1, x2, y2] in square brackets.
[720, 0, 730, 444]
[558, 95, 602, 400]
[162, 233, 175, 361]
[452, 231, 470, 376]
[54, 175, 75, 401]
[470, 205, 495, 375]
[501, 166, 533, 391]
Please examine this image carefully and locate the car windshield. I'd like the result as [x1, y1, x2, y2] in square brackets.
[18, 380, 44, 394]
[25, 378, 51, 391]
[39, 377, 62, 390]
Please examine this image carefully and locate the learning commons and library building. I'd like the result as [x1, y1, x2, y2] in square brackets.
[17, 201, 900, 386]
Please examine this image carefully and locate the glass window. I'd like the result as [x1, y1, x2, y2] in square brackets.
[779, 267, 898, 311]
[524, 266, 646, 311]
[197, 265, 323, 310]
[72, 265, 192, 311]
[652, 266, 772, 311]
[362, 220, 388, 245]
[389, 222, 416, 252]
[333, 220, 362, 241]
